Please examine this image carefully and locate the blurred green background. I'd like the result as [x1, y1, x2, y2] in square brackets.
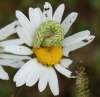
[0, 0, 100, 97]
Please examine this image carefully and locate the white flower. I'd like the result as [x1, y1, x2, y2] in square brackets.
[0, 21, 31, 80]
[4, 2, 95, 96]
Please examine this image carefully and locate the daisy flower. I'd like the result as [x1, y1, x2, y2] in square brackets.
[0, 21, 31, 80]
[4, 2, 95, 95]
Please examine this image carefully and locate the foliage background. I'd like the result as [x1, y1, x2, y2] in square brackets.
[0, 0, 100, 97]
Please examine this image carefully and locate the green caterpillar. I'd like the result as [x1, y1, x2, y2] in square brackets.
[33, 20, 64, 48]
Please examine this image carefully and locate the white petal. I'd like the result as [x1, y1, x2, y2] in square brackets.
[26, 63, 43, 86]
[0, 29, 16, 41]
[62, 30, 90, 47]
[1, 20, 19, 32]
[60, 58, 72, 68]
[61, 12, 78, 35]
[0, 54, 31, 60]
[53, 4, 65, 23]
[42, 2, 52, 21]
[55, 64, 72, 78]
[16, 74, 27, 87]
[29, 7, 42, 29]
[0, 66, 9, 80]
[63, 35, 95, 57]
[4, 45, 33, 55]
[16, 11, 34, 36]
[0, 21, 19, 40]
[17, 27, 33, 47]
[48, 67, 59, 96]
[38, 66, 48, 92]
[14, 59, 37, 82]
[0, 38, 24, 47]
[0, 59, 24, 68]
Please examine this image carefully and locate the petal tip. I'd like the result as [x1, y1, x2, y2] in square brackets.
[16, 10, 20, 14]
[38, 88, 43, 92]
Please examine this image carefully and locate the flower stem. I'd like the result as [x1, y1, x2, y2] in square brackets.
[11, 85, 24, 97]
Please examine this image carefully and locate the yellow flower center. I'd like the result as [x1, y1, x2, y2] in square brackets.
[33, 45, 62, 66]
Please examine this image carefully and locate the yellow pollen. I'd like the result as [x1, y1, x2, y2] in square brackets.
[33, 45, 62, 66]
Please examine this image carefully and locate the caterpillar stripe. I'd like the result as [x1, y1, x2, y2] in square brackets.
[33, 20, 64, 48]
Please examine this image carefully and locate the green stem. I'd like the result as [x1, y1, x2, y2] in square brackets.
[12, 85, 24, 97]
